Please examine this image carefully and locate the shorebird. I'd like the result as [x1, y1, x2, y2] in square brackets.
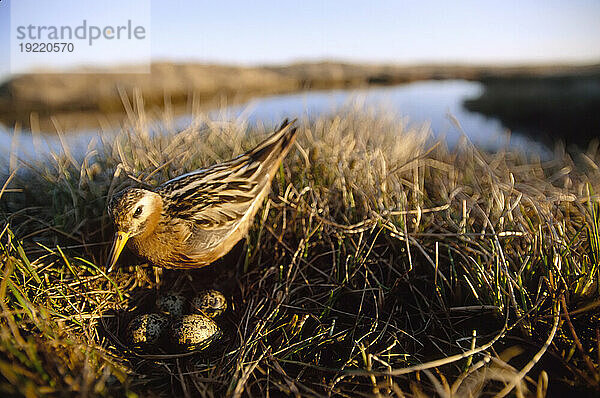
[107, 120, 297, 271]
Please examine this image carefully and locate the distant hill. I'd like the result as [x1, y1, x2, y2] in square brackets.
[1, 61, 599, 133]
[465, 73, 600, 148]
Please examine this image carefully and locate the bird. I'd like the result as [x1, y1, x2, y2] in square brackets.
[106, 119, 297, 271]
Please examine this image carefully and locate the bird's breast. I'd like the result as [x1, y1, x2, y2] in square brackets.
[128, 233, 171, 268]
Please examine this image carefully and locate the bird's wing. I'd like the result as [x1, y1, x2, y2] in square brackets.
[157, 119, 297, 230]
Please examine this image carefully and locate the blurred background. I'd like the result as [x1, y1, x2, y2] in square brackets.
[1, 0, 599, 152]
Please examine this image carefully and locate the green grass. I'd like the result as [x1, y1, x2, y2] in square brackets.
[1, 106, 600, 397]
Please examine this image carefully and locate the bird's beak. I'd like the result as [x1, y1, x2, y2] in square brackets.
[107, 231, 131, 272]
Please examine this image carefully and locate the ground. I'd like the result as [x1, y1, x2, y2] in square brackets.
[1, 110, 599, 397]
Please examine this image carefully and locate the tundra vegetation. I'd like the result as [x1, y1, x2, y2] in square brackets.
[1, 103, 599, 396]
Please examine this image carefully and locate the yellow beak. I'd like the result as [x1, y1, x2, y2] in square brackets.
[107, 231, 131, 272]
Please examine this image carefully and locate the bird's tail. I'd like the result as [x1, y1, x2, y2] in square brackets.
[244, 118, 298, 175]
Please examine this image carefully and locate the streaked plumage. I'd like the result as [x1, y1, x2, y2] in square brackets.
[107, 120, 297, 270]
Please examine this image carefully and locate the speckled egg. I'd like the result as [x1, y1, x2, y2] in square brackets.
[191, 289, 227, 318]
[170, 314, 221, 350]
[156, 292, 186, 317]
[127, 313, 169, 346]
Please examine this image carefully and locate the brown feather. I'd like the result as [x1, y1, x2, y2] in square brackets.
[109, 120, 297, 269]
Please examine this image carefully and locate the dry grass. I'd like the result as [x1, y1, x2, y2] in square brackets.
[1, 105, 600, 397]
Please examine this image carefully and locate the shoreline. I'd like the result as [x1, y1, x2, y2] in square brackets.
[1, 61, 599, 136]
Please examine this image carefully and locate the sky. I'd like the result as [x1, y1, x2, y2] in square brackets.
[1, 0, 599, 80]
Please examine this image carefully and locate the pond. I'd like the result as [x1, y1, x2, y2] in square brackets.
[0, 79, 546, 161]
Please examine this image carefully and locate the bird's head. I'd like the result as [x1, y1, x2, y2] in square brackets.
[107, 188, 162, 271]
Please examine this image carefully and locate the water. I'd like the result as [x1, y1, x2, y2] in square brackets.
[0, 80, 546, 161]
[213, 80, 541, 150]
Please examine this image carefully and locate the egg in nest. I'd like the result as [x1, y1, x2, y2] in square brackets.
[170, 314, 222, 350]
[156, 292, 186, 317]
[191, 289, 228, 318]
[127, 313, 170, 347]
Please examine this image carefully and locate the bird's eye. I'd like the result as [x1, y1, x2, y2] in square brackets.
[133, 206, 143, 218]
